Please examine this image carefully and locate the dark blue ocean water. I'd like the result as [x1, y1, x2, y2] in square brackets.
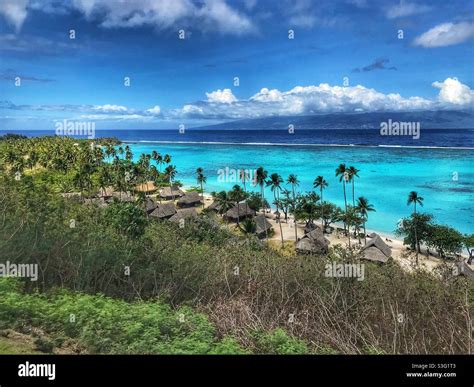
[1, 128, 474, 148]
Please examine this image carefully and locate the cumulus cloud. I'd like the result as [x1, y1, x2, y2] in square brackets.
[171, 80, 473, 120]
[206, 88, 238, 103]
[71, 0, 254, 35]
[92, 104, 130, 113]
[385, 1, 431, 19]
[146, 105, 162, 115]
[0, 0, 29, 31]
[3, 80, 472, 122]
[413, 21, 474, 47]
[432, 77, 474, 106]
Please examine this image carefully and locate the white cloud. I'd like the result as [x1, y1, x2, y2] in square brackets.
[413, 21, 474, 47]
[92, 104, 130, 113]
[0, 0, 29, 31]
[71, 0, 254, 35]
[432, 77, 474, 106]
[385, 1, 431, 19]
[206, 88, 238, 103]
[146, 105, 162, 115]
[172, 79, 473, 120]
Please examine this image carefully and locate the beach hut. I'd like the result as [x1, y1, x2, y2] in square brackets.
[160, 186, 184, 200]
[361, 235, 392, 263]
[97, 186, 115, 199]
[61, 192, 83, 201]
[169, 208, 198, 223]
[135, 181, 157, 194]
[112, 191, 135, 203]
[144, 197, 156, 214]
[150, 202, 177, 220]
[296, 228, 330, 255]
[208, 200, 222, 212]
[255, 215, 273, 238]
[177, 191, 202, 208]
[224, 203, 256, 222]
[457, 260, 474, 279]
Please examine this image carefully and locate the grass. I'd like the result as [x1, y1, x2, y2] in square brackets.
[0, 335, 40, 355]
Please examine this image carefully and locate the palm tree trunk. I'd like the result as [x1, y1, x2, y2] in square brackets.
[320, 188, 324, 232]
[413, 203, 419, 264]
[292, 186, 297, 242]
[343, 182, 347, 235]
[275, 192, 284, 247]
[352, 180, 355, 207]
[262, 185, 269, 242]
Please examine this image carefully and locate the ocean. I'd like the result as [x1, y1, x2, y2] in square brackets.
[2, 128, 473, 235]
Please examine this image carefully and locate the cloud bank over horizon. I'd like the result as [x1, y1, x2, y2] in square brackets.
[2, 78, 472, 125]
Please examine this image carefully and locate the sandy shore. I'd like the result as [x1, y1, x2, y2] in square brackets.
[181, 188, 470, 273]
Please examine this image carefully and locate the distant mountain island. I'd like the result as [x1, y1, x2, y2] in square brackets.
[193, 111, 474, 130]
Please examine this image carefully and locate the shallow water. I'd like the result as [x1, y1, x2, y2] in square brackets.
[126, 142, 474, 235]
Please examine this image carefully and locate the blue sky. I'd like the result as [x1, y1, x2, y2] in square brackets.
[0, 0, 473, 130]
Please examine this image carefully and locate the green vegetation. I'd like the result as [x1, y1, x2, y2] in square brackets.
[0, 135, 472, 355]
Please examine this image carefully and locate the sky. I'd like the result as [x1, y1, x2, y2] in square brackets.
[0, 0, 473, 130]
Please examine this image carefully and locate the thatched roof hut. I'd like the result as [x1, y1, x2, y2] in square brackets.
[160, 186, 184, 200]
[97, 186, 115, 198]
[177, 191, 202, 208]
[458, 261, 474, 279]
[61, 192, 83, 201]
[135, 181, 157, 194]
[145, 198, 156, 213]
[150, 202, 177, 219]
[169, 208, 198, 223]
[224, 203, 255, 222]
[208, 200, 222, 212]
[255, 215, 273, 238]
[296, 228, 330, 255]
[361, 235, 392, 263]
[112, 191, 135, 203]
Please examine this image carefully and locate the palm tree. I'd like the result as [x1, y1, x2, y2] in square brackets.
[214, 191, 234, 219]
[196, 167, 206, 208]
[164, 165, 177, 201]
[356, 196, 375, 244]
[267, 173, 284, 246]
[407, 191, 424, 263]
[286, 174, 299, 241]
[313, 176, 328, 231]
[255, 166, 269, 240]
[335, 163, 349, 234]
[347, 166, 360, 206]
[229, 185, 245, 227]
[239, 169, 250, 214]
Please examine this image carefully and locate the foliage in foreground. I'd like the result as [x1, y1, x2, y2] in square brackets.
[0, 136, 472, 354]
[0, 278, 310, 354]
